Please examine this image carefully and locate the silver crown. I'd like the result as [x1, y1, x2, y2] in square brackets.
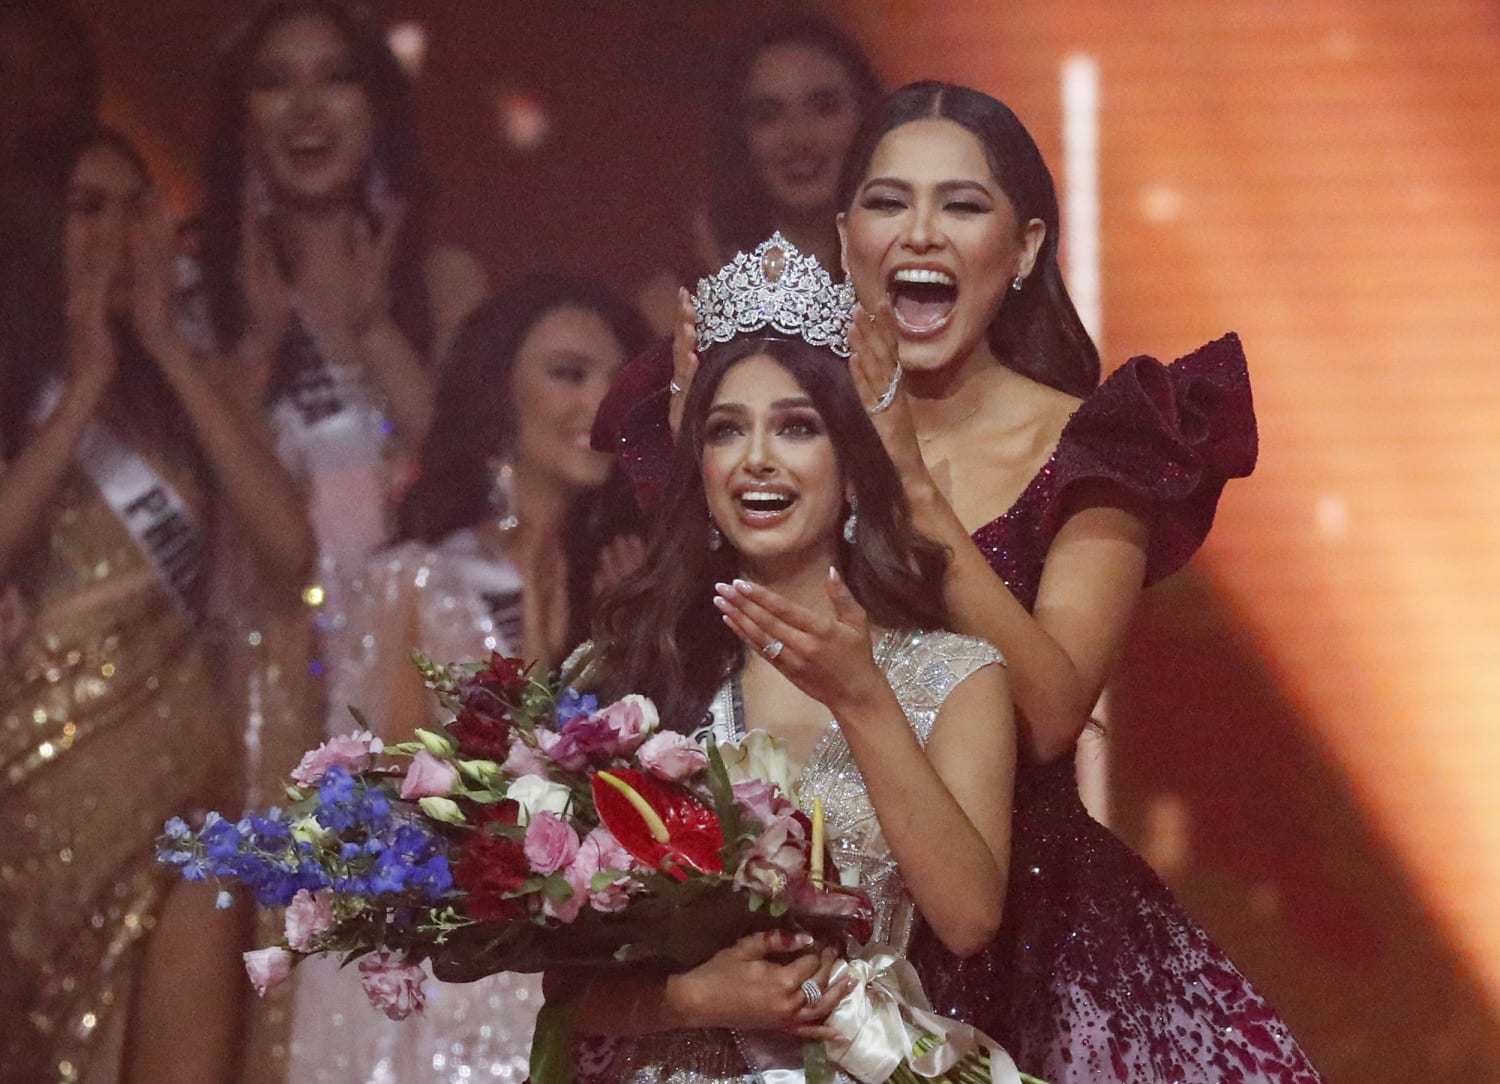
[694, 233, 856, 357]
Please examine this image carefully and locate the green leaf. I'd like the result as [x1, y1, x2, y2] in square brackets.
[768, 899, 789, 918]
[529, 983, 583, 1084]
[590, 869, 632, 892]
[803, 1040, 830, 1084]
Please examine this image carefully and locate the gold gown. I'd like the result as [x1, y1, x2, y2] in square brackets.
[0, 460, 236, 1084]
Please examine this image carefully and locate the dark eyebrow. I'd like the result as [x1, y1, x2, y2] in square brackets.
[860, 177, 995, 198]
[707, 396, 816, 414]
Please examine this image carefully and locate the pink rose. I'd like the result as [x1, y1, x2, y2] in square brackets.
[291, 731, 384, 786]
[523, 810, 581, 875]
[593, 694, 659, 751]
[637, 731, 708, 782]
[399, 750, 460, 800]
[502, 740, 551, 777]
[243, 946, 294, 996]
[283, 889, 334, 952]
[573, 826, 638, 913]
[732, 778, 794, 827]
[358, 950, 426, 1020]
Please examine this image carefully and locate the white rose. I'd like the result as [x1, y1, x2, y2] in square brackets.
[719, 729, 796, 797]
[506, 774, 574, 826]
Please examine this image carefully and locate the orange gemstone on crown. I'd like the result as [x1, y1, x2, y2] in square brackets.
[761, 245, 787, 283]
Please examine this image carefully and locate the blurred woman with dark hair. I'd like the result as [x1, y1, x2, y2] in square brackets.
[189, 1, 491, 806]
[636, 13, 881, 334]
[289, 275, 650, 1084]
[0, 128, 311, 1084]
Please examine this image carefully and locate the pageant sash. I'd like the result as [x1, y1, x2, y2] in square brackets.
[34, 379, 205, 621]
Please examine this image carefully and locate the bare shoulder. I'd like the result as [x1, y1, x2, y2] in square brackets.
[423, 244, 490, 361]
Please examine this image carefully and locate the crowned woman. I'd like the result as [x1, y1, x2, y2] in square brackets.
[552, 235, 1021, 1083]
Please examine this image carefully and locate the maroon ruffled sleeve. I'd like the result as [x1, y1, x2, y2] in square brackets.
[1046, 332, 1257, 585]
[590, 336, 676, 508]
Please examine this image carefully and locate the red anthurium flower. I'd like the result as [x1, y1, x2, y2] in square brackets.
[475, 652, 532, 697]
[592, 769, 723, 880]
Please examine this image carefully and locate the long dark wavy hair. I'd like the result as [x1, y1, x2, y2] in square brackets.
[838, 81, 1100, 397]
[196, 1, 436, 391]
[591, 336, 949, 732]
[1, 129, 201, 469]
[706, 14, 882, 258]
[395, 275, 652, 647]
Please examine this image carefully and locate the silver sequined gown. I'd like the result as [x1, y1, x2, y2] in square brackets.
[285, 528, 540, 1084]
[571, 628, 1004, 1084]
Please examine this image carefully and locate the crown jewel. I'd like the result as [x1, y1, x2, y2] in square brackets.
[693, 232, 856, 357]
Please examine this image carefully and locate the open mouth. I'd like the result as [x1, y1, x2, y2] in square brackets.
[736, 489, 797, 518]
[282, 133, 336, 170]
[887, 267, 958, 336]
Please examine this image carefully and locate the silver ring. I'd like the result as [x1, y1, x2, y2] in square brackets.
[668, 379, 685, 395]
[867, 364, 902, 415]
[761, 639, 784, 661]
[800, 979, 822, 1007]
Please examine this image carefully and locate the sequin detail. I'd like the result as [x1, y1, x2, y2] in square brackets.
[914, 336, 1324, 1083]
[571, 629, 1004, 1083]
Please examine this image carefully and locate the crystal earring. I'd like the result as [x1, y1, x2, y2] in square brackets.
[487, 456, 519, 533]
[1011, 274, 1024, 292]
[842, 496, 858, 545]
[708, 519, 724, 551]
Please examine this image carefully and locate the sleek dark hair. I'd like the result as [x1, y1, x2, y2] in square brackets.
[591, 336, 949, 732]
[1, 129, 200, 466]
[838, 81, 1100, 397]
[0, 1, 100, 460]
[395, 275, 652, 647]
[705, 14, 882, 257]
[197, 1, 436, 384]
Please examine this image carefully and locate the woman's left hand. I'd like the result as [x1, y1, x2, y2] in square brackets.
[127, 191, 186, 363]
[713, 568, 885, 715]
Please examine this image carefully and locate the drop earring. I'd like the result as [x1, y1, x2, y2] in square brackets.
[842, 495, 859, 545]
[708, 520, 724, 551]
[487, 456, 519, 533]
[1011, 274, 1024, 292]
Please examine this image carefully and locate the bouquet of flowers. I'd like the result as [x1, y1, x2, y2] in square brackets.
[156, 650, 872, 1079]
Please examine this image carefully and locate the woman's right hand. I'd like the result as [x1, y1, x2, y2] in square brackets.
[848, 302, 929, 489]
[238, 197, 291, 361]
[63, 223, 118, 397]
[670, 930, 854, 1039]
[667, 287, 699, 436]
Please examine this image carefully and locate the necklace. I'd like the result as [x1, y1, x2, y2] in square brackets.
[916, 402, 983, 444]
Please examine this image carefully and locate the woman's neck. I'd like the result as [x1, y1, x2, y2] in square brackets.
[771, 212, 841, 276]
[501, 461, 572, 565]
[274, 203, 357, 263]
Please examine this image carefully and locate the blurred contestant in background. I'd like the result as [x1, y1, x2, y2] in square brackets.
[0, 128, 311, 1084]
[288, 275, 650, 1084]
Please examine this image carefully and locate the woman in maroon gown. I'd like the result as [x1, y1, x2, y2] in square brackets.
[595, 82, 1323, 1083]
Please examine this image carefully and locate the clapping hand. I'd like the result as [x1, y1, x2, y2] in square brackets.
[238, 196, 292, 363]
[63, 215, 120, 395]
[713, 568, 885, 717]
[125, 191, 186, 362]
[848, 302, 927, 486]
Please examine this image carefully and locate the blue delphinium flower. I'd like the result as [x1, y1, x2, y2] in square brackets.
[555, 688, 598, 724]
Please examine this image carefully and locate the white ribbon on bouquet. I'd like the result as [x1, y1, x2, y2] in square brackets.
[822, 946, 1023, 1084]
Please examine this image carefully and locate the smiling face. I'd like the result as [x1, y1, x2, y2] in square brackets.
[508, 305, 628, 493]
[65, 140, 147, 316]
[742, 42, 864, 220]
[839, 118, 1045, 378]
[701, 353, 846, 579]
[245, 12, 375, 208]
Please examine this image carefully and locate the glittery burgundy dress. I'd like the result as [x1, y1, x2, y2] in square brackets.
[592, 333, 1324, 1083]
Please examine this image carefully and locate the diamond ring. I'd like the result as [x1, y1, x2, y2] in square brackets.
[762, 639, 784, 661]
[669, 379, 685, 395]
[800, 979, 822, 1007]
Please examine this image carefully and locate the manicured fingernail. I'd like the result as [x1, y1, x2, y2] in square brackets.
[732, 578, 753, 592]
[795, 933, 813, 948]
[714, 581, 733, 595]
[712, 596, 730, 611]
